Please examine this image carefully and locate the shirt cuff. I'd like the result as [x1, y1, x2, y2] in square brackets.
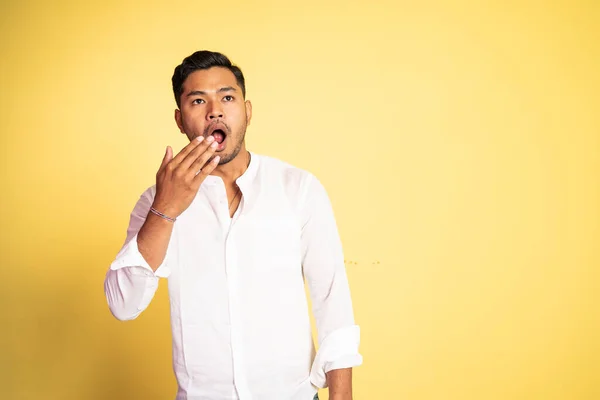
[109, 233, 171, 278]
[309, 325, 363, 388]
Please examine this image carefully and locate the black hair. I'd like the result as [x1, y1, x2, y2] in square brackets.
[171, 50, 246, 108]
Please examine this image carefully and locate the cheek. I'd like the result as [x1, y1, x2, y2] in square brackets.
[231, 106, 247, 125]
[182, 113, 206, 133]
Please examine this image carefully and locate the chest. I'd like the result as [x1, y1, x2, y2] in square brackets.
[169, 190, 303, 280]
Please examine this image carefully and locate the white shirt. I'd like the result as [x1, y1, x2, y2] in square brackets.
[104, 152, 362, 400]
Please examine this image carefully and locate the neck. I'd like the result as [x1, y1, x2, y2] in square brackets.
[210, 147, 251, 186]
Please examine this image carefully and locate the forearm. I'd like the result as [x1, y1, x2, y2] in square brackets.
[137, 208, 175, 271]
[327, 368, 353, 400]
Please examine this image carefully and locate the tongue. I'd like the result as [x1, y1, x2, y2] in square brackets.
[212, 132, 225, 144]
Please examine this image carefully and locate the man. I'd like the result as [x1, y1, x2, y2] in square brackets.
[104, 50, 362, 400]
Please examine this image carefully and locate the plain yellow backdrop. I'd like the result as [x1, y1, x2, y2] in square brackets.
[1, 1, 598, 399]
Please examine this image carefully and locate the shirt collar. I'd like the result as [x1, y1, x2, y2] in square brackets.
[236, 151, 259, 190]
[203, 151, 260, 190]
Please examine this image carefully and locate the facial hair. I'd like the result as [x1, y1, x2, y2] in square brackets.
[214, 119, 247, 166]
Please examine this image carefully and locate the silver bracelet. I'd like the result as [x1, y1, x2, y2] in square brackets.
[150, 207, 176, 223]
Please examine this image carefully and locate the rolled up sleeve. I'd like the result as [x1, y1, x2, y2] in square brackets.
[300, 175, 363, 388]
[104, 187, 172, 321]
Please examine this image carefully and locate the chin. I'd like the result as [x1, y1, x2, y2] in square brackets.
[218, 144, 244, 165]
[217, 152, 235, 165]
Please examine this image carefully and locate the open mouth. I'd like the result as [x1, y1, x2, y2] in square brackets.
[211, 129, 226, 145]
[207, 123, 228, 151]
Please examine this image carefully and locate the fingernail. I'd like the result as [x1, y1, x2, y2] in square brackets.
[211, 141, 218, 148]
[196, 136, 204, 142]
[213, 156, 220, 163]
[206, 136, 215, 143]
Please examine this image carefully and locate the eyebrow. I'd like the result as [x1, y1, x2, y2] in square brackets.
[186, 87, 237, 97]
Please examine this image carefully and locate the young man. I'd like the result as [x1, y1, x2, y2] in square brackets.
[104, 50, 362, 400]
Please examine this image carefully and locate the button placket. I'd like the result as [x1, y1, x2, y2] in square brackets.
[225, 223, 251, 398]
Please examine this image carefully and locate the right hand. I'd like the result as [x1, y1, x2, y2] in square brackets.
[152, 135, 220, 219]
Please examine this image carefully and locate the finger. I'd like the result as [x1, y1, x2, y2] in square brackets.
[187, 141, 218, 174]
[180, 136, 218, 171]
[193, 155, 220, 183]
[159, 146, 173, 170]
[171, 136, 205, 166]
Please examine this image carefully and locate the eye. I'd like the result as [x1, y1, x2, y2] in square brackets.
[192, 98, 205, 105]
[223, 95, 234, 102]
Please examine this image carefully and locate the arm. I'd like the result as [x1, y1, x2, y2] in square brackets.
[104, 189, 172, 321]
[104, 137, 220, 320]
[301, 175, 362, 396]
[327, 368, 353, 400]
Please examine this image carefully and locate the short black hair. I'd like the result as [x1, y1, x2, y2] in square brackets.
[171, 50, 246, 108]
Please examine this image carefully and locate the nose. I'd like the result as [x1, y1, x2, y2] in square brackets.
[207, 102, 224, 120]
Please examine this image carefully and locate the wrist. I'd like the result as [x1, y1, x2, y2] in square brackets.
[149, 207, 176, 223]
[150, 206, 178, 222]
[151, 201, 179, 219]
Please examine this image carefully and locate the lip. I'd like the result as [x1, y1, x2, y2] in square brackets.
[206, 121, 228, 151]
[207, 121, 228, 136]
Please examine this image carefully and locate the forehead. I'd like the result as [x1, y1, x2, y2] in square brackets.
[181, 67, 240, 93]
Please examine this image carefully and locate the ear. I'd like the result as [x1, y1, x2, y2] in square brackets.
[245, 100, 253, 126]
[174, 109, 185, 134]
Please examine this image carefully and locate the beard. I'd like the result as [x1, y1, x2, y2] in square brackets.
[193, 115, 247, 166]
[216, 121, 247, 165]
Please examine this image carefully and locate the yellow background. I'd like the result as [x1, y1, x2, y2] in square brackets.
[1, 1, 598, 399]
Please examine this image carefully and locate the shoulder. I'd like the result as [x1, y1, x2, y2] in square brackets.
[254, 153, 317, 189]
[253, 153, 330, 210]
